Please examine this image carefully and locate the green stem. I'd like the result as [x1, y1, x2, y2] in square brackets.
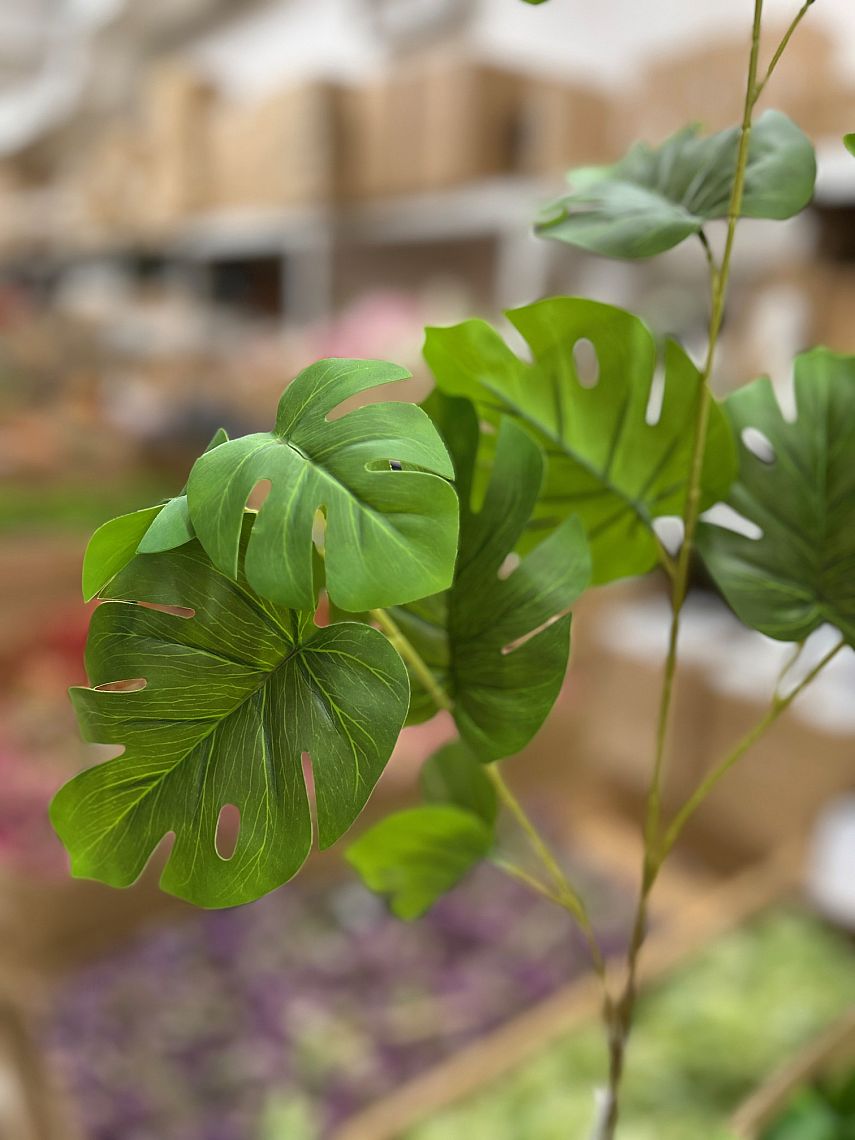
[370, 608, 453, 713]
[599, 5, 769, 1138]
[371, 605, 606, 978]
[661, 638, 844, 858]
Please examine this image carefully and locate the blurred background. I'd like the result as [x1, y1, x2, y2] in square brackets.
[1, 1, 854, 1138]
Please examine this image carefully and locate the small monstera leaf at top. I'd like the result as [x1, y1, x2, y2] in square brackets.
[537, 111, 816, 259]
[698, 349, 855, 645]
[424, 297, 736, 585]
[186, 358, 458, 613]
[82, 428, 229, 602]
[391, 397, 591, 761]
[53, 520, 409, 908]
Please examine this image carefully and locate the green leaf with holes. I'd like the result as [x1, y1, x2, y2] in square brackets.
[420, 738, 498, 825]
[536, 111, 816, 259]
[82, 428, 229, 602]
[390, 396, 590, 760]
[698, 349, 855, 644]
[186, 358, 457, 612]
[424, 297, 736, 585]
[53, 519, 410, 908]
[346, 806, 492, 919]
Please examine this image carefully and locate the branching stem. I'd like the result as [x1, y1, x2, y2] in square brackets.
[371, 605, 606, 979]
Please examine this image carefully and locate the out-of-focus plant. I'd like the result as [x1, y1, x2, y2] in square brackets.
[762, 1070, 855, 1140]
[53, 1, 850, 1135]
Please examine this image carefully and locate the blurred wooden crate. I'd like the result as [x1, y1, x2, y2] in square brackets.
[210, 81, 338, 210]
[336, 55, 527, 199]
[629, 18, 844, 144]
[518, 76, 615, 174]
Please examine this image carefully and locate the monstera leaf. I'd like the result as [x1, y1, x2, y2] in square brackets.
[82, 428, 229, 602]
[845, 133, 855, 157]
[698, 349, 855, 644]
[424, 297, 736, 585]
[186, 358, 458, 612]
[537, 111, 816, 259]
[53, 520, 410, 908]
[346, 805, 492, 920]
[390, 397, 590, 761]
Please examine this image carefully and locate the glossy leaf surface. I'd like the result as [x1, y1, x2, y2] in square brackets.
[187, 358, 457, 612]
[54, 523, 409, 907]
[425, 297, 735, 584]
[393, 398, 590, 760]
[537, 111, 816, 259]
[346, 806, 492, 919]
[698, 349, 855, 643]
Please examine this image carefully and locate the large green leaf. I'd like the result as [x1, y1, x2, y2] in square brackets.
[82, 428, 229, 602]
[424, 297, 736, 585]
[346, 806, 493, 920]
[391, 397, 590, 760]
[53, 521, 410, 908]
[536, 111, 816, 259]
[186, 358, 458, 612]
[698, 349, 855, 644]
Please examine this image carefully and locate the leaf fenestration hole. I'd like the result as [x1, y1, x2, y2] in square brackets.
[94, 677, 147, 693]
[497, 552, 521, 581]
[573, 338, 599, 389]
[138, 602, 195, 619]
[645, 361, 666, 425]
[652, 516, 684, 557]
[246, 478, 272, 510]
[702, 503, 763, 541]
[502, 610, 567, 656]
[215, 804, 241, 860]
[741, 427, 776, 465]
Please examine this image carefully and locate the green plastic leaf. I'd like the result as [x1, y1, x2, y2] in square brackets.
[845, 133, 855, 157]
[82, 506, 161, 602]
[537, 111, 816, 259]
[139, 427, 230, 555]
[424, 297, 736, 585]
[53, 521, 410, 907]
[698, 349, 855, 644]
[81, 428, 229, 601]
[346, 806, 492, 919]
[186, 358, 458, 612]
[392, 397, 590, 760]
[420, 739, 497, 825]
